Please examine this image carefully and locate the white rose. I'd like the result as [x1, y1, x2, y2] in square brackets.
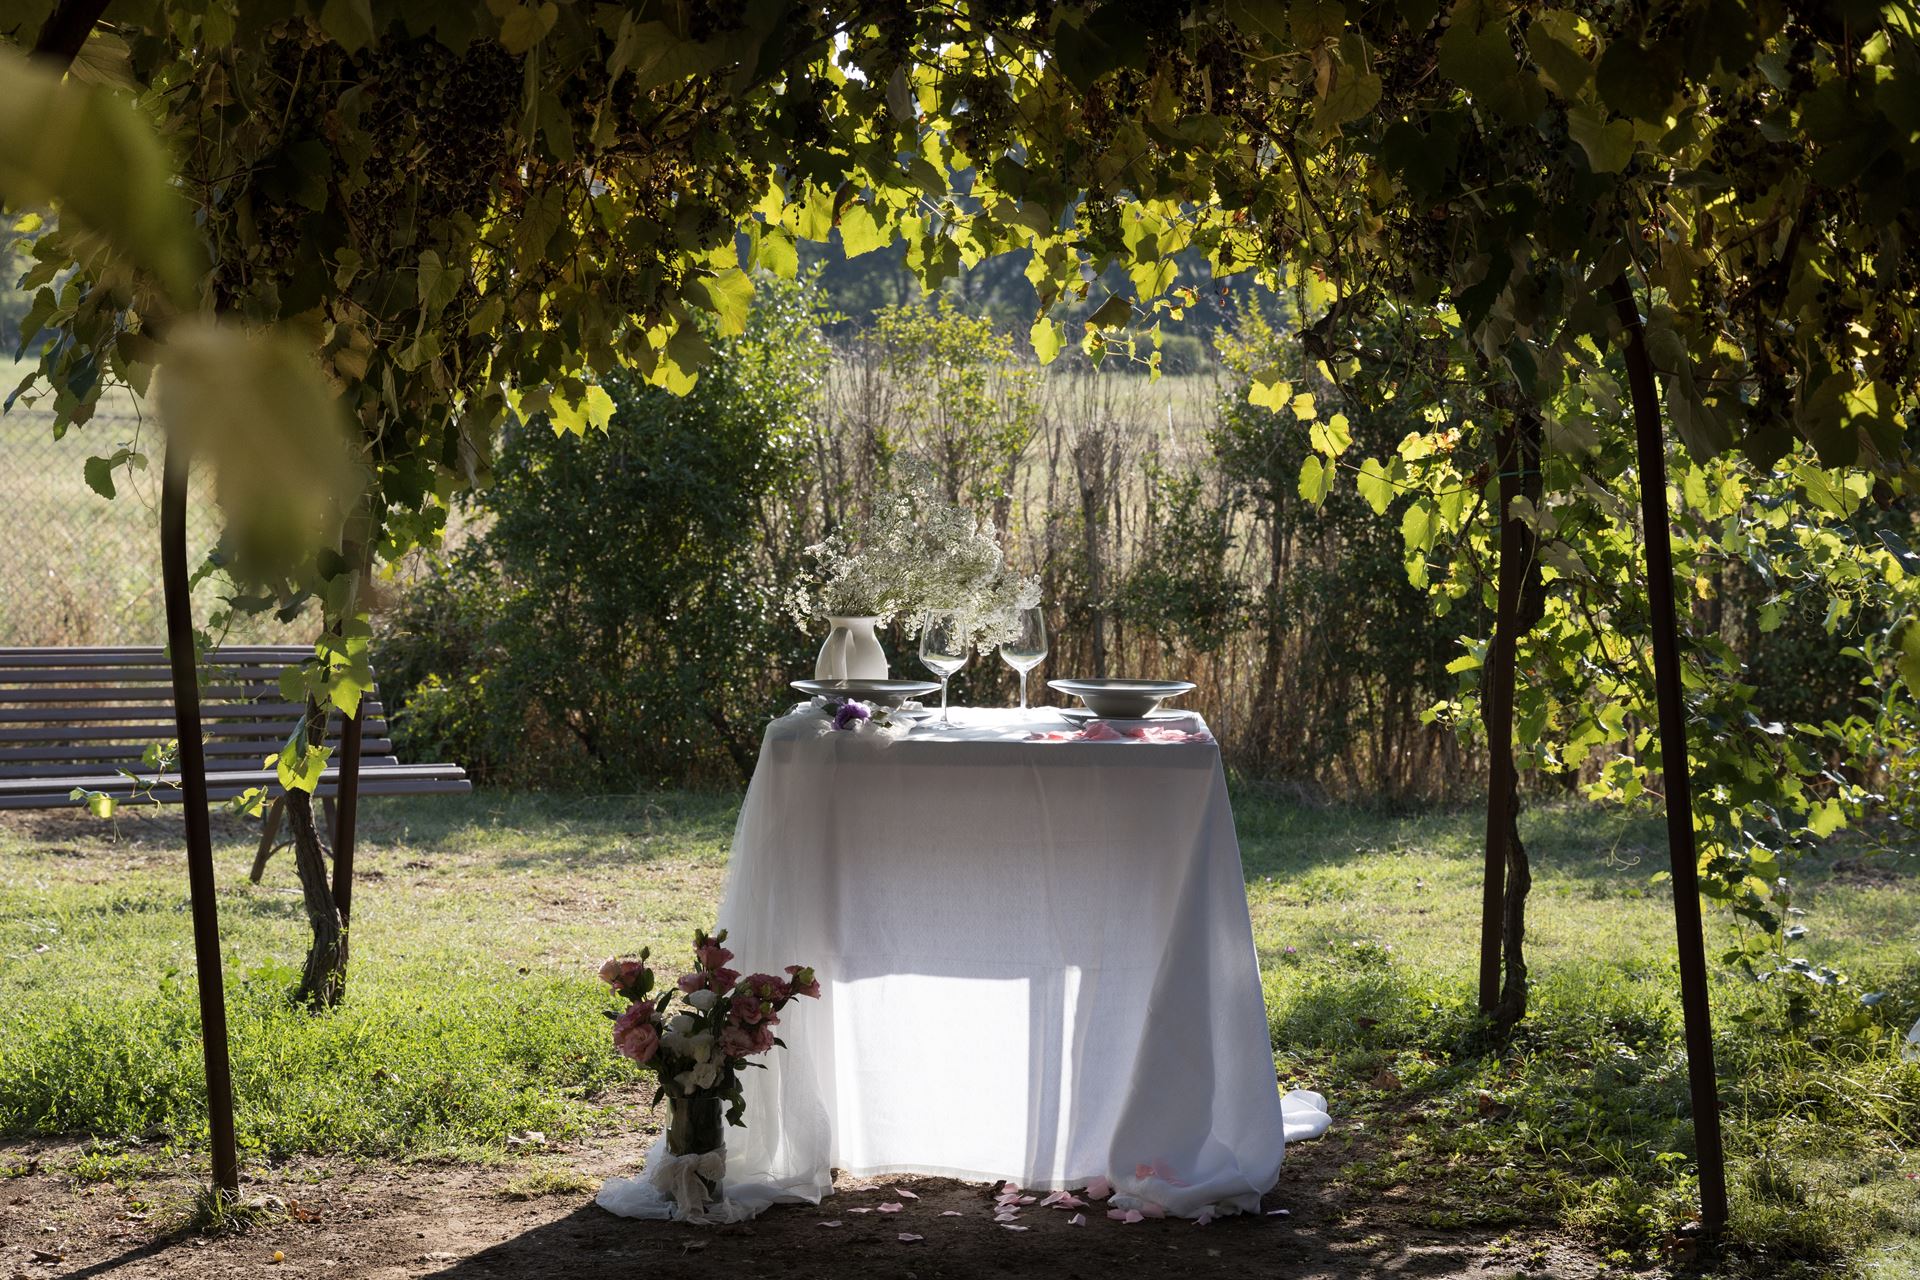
[686, 989, 719, 1013]
[666, 1013, 695, 1035]
[687, 1032, 716, 1063]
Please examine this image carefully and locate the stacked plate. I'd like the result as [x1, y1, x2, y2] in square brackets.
[792, 678, 941, 708]
[1047, 678, 1196, 719]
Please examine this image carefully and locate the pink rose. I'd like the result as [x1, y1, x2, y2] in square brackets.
[599, 958, 624, 985]
[718, 1025, 755, 1057]
[711, 966, 740, 994]
[741, 973, 791, 1002]
[677, 971, 705, 994]
[612, 1003, 659, 1064]
[748, 1022, 777, 1054]
[784, 965, 821, 999]
[697, 942, 734, 971]
[729, 989, 771, 1025]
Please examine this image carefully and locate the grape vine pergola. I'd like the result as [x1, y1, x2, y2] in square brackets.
[9, 0, 1919, 1235]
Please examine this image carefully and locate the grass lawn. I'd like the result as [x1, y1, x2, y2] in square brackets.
[1, 787, 1915, 1279]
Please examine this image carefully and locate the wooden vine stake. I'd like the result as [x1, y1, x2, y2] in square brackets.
[1609, 273, 1729, 1233]
[161, 443, 241, 1194]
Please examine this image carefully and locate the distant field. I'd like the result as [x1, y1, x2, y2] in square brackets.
[0, 357, 310, 646]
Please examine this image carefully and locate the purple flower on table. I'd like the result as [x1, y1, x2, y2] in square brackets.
[831, 699, 872, 731]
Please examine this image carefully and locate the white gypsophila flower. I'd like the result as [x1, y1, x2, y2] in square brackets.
[787, 476, 1041, 649]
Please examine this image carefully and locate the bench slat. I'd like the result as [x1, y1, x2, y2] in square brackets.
[0, 778, 471, 810]
[0, 738, 394, 763]
[0, 702, 386, 724]
[0, 719, 389, 743]
[0, 763, 466, 795]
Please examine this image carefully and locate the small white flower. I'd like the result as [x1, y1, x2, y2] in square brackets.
[686, 989, 719, 1012]
[666, 1013, 696, 1035]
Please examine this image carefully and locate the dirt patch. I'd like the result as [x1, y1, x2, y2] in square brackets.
[0, 1130, 1636, 1280]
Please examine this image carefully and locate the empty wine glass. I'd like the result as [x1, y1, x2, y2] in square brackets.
[998, 606, 1048, 710]
[918, 610, 969, 726]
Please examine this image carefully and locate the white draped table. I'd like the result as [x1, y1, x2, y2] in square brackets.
[601, 705, 1329, 1222]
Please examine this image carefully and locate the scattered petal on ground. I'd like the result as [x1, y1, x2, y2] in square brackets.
[1266, 1208, 1290, 1217]
[892, 1187, 918, 1199]
[877, 1202, 904, 1214]
[846, 1207, 873, 1214]
[994, 1211, 1020, 1223]
[999, 1223, 1029, 1232]
[897, 1233, 923, 1243]
[940, 1210, 963, 1217]
[1017, 1195, 1038, 1204]
[1139, 1201, 1166, 1219]
[817, 1221, 841, 1228]
[1068, 1213, 1086, 1227]
[1107, 1208, 1145, 1224]
[1085, 1177, 1113, 1200]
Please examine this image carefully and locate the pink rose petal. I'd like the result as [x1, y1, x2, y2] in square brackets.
[1195, 1212, 1215, 1227]
[999, 1223, 1029, 1232]
[877, 1202, 904, 1214]
[1001, 1181, 1021, 1193]
[1107, 1207, 1146, 1223]
[1135, 1163, 1155, 1179]
[1017, 1195, 1037, 1205]
[1085, 1176, 1113, 1200]
[818, 1220, 842, 1228]
[1049, 1193, 1086, 1209]
[994, 1211, 1020, 1222]
[897, 1232, 923, 1243]
[1139, 1201, 1166, 1219]
[1068, 1212, 1086, 1226]
[846, 1206, 873, 1214]
[940, 1210, 963, 1217]
[892, 1187, 919, 1200]
[1266, 1208, 1291, 1217]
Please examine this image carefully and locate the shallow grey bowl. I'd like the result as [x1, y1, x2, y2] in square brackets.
[1048, 678, 1196, 719]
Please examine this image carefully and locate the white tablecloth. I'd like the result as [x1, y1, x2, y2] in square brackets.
[603, 705, 1328, 1221]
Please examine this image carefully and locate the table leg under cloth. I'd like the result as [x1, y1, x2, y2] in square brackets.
[599, 708, 1331, 1221]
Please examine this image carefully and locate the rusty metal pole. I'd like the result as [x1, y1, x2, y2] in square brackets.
[161, 443, 241, 1194]
[1609, 274, 1729, 1233]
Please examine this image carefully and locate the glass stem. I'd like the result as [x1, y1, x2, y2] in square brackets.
[941, 674, 951, 724]
[1020, 670, 1028, 710]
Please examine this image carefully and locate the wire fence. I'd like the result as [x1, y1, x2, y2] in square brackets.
[1, 395, 313, 648]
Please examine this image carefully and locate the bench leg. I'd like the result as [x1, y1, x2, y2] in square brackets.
[322, 795, 338, 845]
[250, 796, 286, 883]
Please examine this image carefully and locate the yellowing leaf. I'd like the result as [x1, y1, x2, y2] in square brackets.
[1297, 454, 1333, 506]
[1290, 391, 1317, 421]
[1309, 412, 1352, 456]
[1248, 372, 1292, 410]
[838, 202, 889, 258]
[1031, 316, 1065, 364]
[1356, 456, 1393, 514]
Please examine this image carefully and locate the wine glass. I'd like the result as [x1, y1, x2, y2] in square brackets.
[998, 606, 1048, 711]
[918, 610, 969, 726]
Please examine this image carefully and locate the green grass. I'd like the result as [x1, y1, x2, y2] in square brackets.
[2, 786, 1916, 1277]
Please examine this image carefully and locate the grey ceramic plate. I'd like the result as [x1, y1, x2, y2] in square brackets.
[793, 678, 942, 708]
[1048, 677, 1197, 718]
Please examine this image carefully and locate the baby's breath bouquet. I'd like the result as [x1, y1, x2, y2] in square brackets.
[788, 480, 1040, 648]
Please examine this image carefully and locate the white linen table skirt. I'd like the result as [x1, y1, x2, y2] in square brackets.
[641, 705, 1325, 1219]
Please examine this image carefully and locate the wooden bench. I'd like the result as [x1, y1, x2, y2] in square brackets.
[0, 645, 468, 875]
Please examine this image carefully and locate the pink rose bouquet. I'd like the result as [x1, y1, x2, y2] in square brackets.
[597, 927, 820, 1125]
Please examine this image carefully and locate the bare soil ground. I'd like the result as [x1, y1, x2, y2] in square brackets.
[0, 1122, 1636, 1280]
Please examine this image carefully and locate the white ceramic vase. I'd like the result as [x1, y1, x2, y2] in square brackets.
[815, 616, 889, 680]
